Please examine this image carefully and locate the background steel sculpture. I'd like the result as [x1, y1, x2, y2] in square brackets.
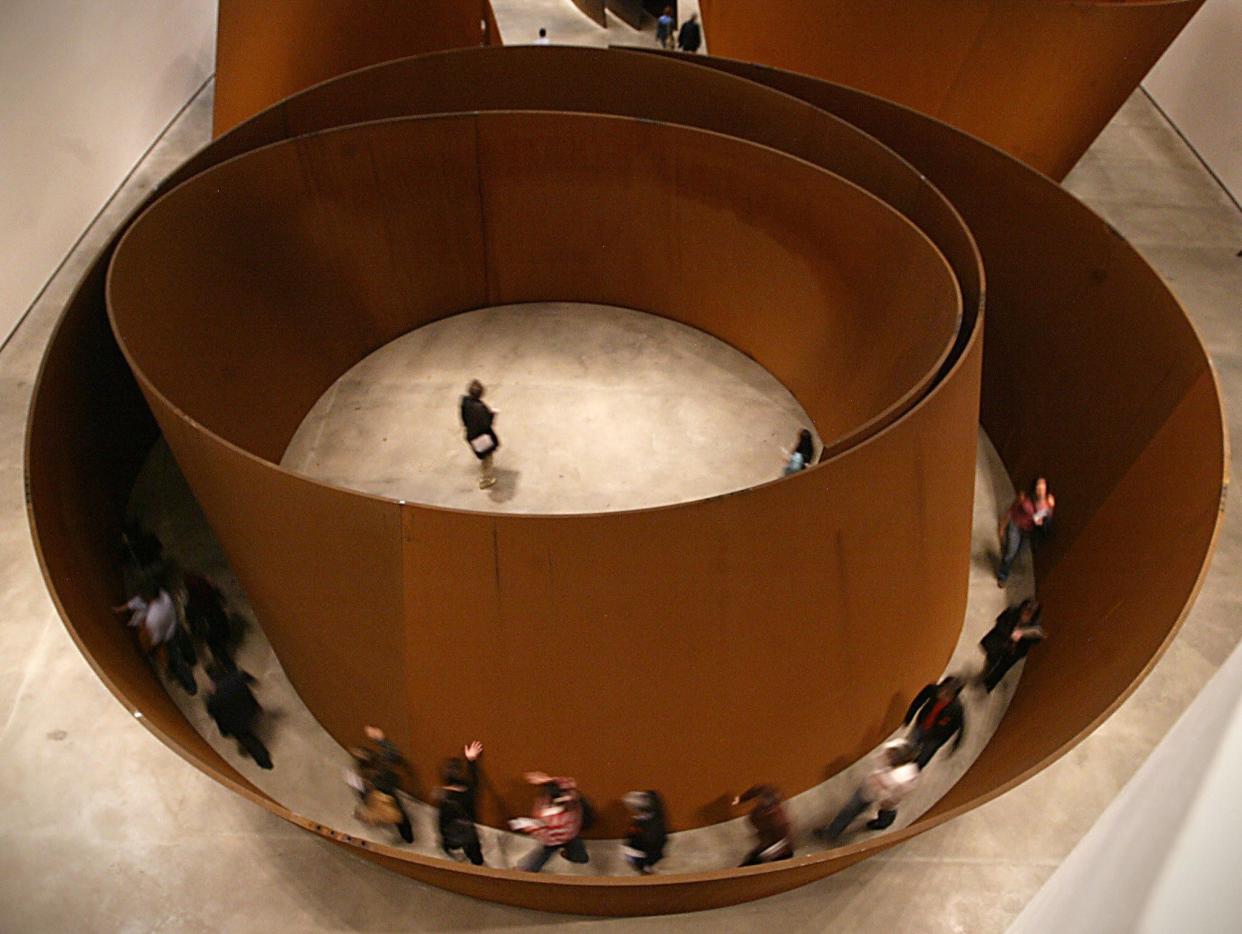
[26, 46, 1225, 915]
[698, 0, 1206, 180]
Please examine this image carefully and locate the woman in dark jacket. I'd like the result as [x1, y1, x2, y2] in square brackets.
[460, 379, 499, 490]
[622, 790, 668, 874]
[980, 599, 1046, 692]
[438, 741, 484, 864]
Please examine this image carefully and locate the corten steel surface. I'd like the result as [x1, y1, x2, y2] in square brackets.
[697, 0, 1205, 180]
[212, 0, 496, 137]
[606, 0, 646, 30]
[105, 109, 966, 834]
[569, 0, 608, 28]
[25, 47, 1226, 914]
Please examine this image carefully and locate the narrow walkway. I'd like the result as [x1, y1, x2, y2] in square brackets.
[129, 427, 1032, 875]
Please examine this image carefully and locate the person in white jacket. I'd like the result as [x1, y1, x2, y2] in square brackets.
[815, 739, 921, 843]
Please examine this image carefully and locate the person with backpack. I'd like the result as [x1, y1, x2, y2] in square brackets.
[513, 771, 591, 872]
[438, 741, 485, 865]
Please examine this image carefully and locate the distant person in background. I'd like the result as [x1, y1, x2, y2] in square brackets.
[980, 599, 1046, 692]
[732, 784, 794, 865]
[622, 790, 668, 874]
[460, 379, 499, 490]
[114, 582, 196, 695]
[535, 27, 550, 45]
[205, 667, 272, 769]
[903, 676, 966, 769]
[438, 741, 485, 865]
[784, 428, 816, 475]
[360, 725, 415, 843]
[656, 7, 675, 48]
[997, 476, 1056, 585]
[513, 772, 590, 871]
[814, 739, 920, 843]
[677, 12, 702, 53]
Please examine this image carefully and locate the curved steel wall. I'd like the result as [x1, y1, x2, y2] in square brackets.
[698, 0, 1205, 180]
[26, 47, 1226, 915]
[213, 0, 496, 136]
[106, 109, 967, 834]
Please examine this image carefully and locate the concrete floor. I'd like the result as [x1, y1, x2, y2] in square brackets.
[282, 303, 822, 514]
[1, 76, 1240, 934]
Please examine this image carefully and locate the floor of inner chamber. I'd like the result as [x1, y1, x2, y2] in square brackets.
[131, 427, 1033, 876]
[282, 303, 822, 514]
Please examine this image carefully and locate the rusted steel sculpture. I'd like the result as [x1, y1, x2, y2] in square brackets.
[27, 46, 1224, 915]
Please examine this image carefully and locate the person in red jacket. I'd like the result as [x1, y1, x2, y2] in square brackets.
[732, 784, 794, 866]
[513, 772, 590, 872]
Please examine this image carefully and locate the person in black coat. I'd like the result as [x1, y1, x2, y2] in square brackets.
[438, 741, 485, 864]
[184, 571, 236, 672]
[205, 667, 272, 769]
[677, 13, 702, 53]
[622, 790, 668, 874]
[903, 676, 966, 769]
[460, 379, 499, 490]
[980, 599, 1046, 692]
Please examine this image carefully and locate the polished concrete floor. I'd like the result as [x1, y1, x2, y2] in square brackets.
[1, 76, 1240, 934]
[282, 303, 821, 513]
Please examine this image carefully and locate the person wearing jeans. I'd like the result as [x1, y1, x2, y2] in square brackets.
[515, 773, 589, 872]
[997, 477, 1055, 585]
[815, 740, 920, 843]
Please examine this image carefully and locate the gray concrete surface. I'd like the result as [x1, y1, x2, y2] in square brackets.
[0, 73, 1239, 933]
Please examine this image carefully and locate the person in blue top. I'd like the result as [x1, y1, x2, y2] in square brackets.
[656, 7, 675, 49]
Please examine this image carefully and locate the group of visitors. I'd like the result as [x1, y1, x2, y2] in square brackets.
[115, 526, 270, 768]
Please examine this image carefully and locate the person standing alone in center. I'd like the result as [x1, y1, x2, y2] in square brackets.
[460, 379, 499, 490]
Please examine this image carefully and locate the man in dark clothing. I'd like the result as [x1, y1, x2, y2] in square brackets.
[438, 741, 485, 865]
[903, 676, 966, 769]
[184, 572, 235, 672]
[623, 790, 668, 874]
[363, 725, 414, 843]
[205, 668, 272, 769]
[980, 599, 1046, 692]
[460, 379, 499, 489]
[677, 13, 702, 53]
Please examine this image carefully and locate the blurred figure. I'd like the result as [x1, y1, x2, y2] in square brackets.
[121, 523, 170, 593]
[512, 772, 590, 872]
[814, 740, 920, 843]
[980, 599, 1047, 692]
[183, 571, 235, 672]
[205, 667, 272, 769]
[784, 428, 816, 475]
[997, 477, 1056, 585]
[438, 741, 485, 865]
[903, 676, 966, 768]
[622, 790, 668, 874]
[360, 725, 414, 843]
[656, 7, 675, 49]
[113, 582, 196, 695]
[460, 379, 499, 490]
[732, 784, 794, 866]
[677, 12, 702, 53]
[534, 26, 550, 45]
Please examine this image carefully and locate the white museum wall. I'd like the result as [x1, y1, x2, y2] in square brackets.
[1144, 0, 1242, 206]
[0, 0, 216, 346]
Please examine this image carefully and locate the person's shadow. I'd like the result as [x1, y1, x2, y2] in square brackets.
[486, 468, 521, 504]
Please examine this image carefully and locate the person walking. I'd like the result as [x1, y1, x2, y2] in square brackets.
[677, 12, 702, 53]
[784, 427, 816, 475]
[205, 667, 272, 769]
[980, 599, 1047, 692]
[460, 379, 499, 490]
[732, 784, 794, 866]
[814, 739, 920, 843]
[114, 583, 196, 694]
[656, 7, 675, 49]
[438, 741, 485, 865]
[903, 676, 966, 768]
[360, 725, 415, 843]
[997, 476, 1056, 585]
[513, 772, 590, 872]
[622, 790, 668, 874]
[183, 571, 235, 672]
